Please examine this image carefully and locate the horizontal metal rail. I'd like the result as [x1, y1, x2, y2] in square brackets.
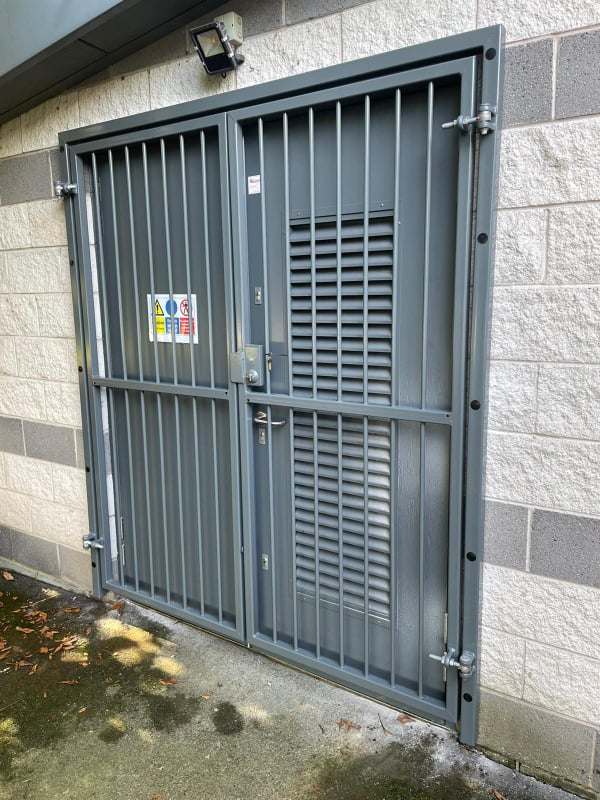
[92, 376, 229, 401]
[245, 392, 452, 425]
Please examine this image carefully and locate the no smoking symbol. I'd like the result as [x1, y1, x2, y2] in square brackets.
[180, 299, 190, 317]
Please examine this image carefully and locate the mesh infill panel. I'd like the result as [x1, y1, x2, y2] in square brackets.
[294, 412, 392, 619]
[289, 214, 394, 405]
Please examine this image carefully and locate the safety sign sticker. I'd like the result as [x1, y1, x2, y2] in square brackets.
[147, 294, 198, 344]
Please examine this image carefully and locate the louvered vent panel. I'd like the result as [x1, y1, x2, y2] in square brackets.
[294, 412, 392, 619]
[289, 215, 394, 406]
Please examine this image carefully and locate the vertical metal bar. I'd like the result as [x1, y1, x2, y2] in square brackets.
[180, 135, 196, 386]
[337, 412, 344, 668]
[418, 421, 426, 698]
[312, 410, 320, 658]
[91, 154, 121, 583]
[160, 138, 187, 608]
[141, 143, 160, 382]
[160, 138, 178, 384]
[107, 388, 123, 586]
[91, 155, 113, 380]
[422, 82, 434, 410]
[267, 406, 277, 641]
[139, 392, 155, 598]
[107, 150, 134, 587]
[288, 409, 298, 649]
[283, 113, 293, 397]
[418, 81, 434, 698]
[390, 88, 402, 686]
[211, 399, 223, 622]
[157, 393, 170, 604]
[363, 416, 370, 677]
[258, 117, 271, 394]
[174, 397, 187, 609]
[390, 419, 397, 686]
[363, 95, 371, 407]
[192, 397, 205, 615]
[123, 146, 143, 593]
[362, 97, 371, 678]
[284, 115, 298, 649]
[309, 108, 317, 398]
[336, 101, 343, 403]
[141, 142, 163, 602]
[336, 103, 345, 669]
[200, 131, 215, 389]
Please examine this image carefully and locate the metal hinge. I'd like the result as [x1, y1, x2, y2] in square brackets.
[82, 532, 104, 551]
[429, 648, 476, 681]
[54, 180, 78, 198]
[442, 104, 497, 135]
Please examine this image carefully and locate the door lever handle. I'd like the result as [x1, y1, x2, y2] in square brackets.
[253, 410, 286, 427]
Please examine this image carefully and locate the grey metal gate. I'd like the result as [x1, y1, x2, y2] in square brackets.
[72, 115, 245, 642]
[230, 58, 477, 726]
[63, 27, 502, 743]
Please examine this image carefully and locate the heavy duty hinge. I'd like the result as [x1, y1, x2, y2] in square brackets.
[429, 648, 476, 680]
[54, 180, 78, 198]
[442, 104, 497, 135]
[82, 532, 104, 551]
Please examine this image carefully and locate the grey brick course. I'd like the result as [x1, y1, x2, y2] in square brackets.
[503, 40, 553, 127]
[530, 509, 600, 589]
[0, 415, 25, 455]
[49, 147, 65, 184]
[23, 421, 77, 467]
[478, 689, 595, 792]
[0, 151, 53, 205]
[483, 501, 528, 570]
[556, 30, 600, 119]
[6, 527, 59, 577]
[0, 525, 14, 561]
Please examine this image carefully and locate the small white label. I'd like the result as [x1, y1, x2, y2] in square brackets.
[247, 174, 261, 195]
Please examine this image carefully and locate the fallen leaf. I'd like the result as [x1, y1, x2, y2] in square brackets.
[44, 630, 58, 640]
[337, 719, 361, 732]
[201, 695, 210, 701]
[59, 680, 78, 685]
[39, 647, 49, 654]
[492, 792, 508, 800]
[13, 660, 34, 670]
[43, 692, 47, 699]
[15, 627, 35, 635]
[378, 713, 393, 736]
[159, 678, 185, 686]
[28, 664, 38, 675]
[2, 572, 14, 581]
[312, 786, 321, 793]
[151, 794, 166, 800]
[78, 707, 87, 714]
[396, 713, 413, 724]
[109, 602, 125, 615]
[85, 628, 92, 636]
[63, 607, 81, 614]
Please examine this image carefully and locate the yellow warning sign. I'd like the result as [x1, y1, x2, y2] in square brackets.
[154, 299, 164, 317]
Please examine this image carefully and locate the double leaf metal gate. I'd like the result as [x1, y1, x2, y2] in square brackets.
[63, 28, 502, 743]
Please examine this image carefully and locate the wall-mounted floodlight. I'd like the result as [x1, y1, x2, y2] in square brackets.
[190, 14, 244, 76]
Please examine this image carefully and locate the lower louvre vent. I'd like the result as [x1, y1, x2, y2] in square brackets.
[293, 412, 392, 619]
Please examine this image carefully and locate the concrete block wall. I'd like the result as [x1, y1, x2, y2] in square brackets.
[0, 1, 598, 795]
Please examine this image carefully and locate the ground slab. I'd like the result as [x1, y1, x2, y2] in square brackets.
[0, 571, 582, 800]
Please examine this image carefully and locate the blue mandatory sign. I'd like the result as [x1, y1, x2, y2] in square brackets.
[165, 298, 178, 316]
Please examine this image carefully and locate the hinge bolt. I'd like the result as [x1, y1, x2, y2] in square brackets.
[54, 180, 77, 198]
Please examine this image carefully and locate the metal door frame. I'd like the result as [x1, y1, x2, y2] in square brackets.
[60, 25, 503, 746]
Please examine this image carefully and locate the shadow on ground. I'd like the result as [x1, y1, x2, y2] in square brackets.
[0, 572, 581, 800]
